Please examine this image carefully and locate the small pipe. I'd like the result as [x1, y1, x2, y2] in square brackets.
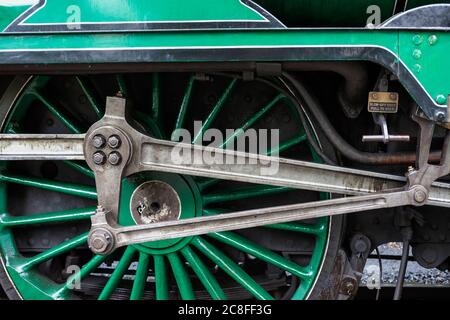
[393, 227, 413, 300]
[283, 62, 369, 118]
[282, 72, 441, 165]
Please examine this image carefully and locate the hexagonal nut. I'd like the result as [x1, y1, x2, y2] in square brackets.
[108, 135, 121, 149]
[92, 135, 106, 149]
[93, 151, 107, 165]
[88, 229, 114, 254]
[108, 152, 122, 166]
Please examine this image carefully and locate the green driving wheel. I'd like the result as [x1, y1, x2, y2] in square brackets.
[0, 74, 342, 300]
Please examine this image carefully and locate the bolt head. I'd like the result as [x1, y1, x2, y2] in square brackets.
[414, 189, 427, 203]
[435, 110, 446, 122]
[93, 151, 106, 165]
[428, 34, 438, 46]
[91, 237, 108, 251]
[436, 95, 447, 106]
[413, 64, 422, 73]
[108, 152, 122, 165]
[89, 230, 113, 254]
[92, 135, 106, 149]
[412, 34, 423, 45]
[412, 49, 422, 60]
[108, 135, 121, 149]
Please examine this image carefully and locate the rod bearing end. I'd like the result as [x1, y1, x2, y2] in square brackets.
[88, 228, 115, 255]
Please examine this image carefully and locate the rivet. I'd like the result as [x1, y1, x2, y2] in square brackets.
[412, 49, 422, 60]
[413, 64, 422, 73]
[436, 95, 447, 105]
[435, 111, 446, 122]
[428, 34, 438, 46]
[412, 34, 424, 45]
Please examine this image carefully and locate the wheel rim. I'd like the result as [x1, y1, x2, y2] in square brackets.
[0, 74, 332, 300]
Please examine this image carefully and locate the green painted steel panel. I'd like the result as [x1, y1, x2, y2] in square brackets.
[0, 4, 31, 31]
[25, 0, 263, 24]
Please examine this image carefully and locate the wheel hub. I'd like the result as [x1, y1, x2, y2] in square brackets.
[119, 172, 201, 253]
[130, 181, 181, 225]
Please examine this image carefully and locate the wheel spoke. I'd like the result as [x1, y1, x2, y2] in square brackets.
[222, 94, 285, 149]
[181, 245, 226, 300]
[116, 75, 129, 97]
[192, 79, 238, 144]
[264, 222, 325, 235]
[152, 73, 161, 120]
[98, 246, 137, 300]
[171, 76, 195, 141]
[154, 254, 169, 300]
[167, 252, 195, 300]
[30, 90, 82, 134]
[0, 207, 94, 227]
[61, 254, 108, 293]
[130, 252, 150, 300]
[75, 76, 103, 119]
[20, 233, 88, 271]
[192, 237, 273, 300]
[208, 231, 312, 280]
[267, 133, 307, 156]
[0, 173, 97, 199]
[63, 161, 95, 179]
[203, 185, 291, 205]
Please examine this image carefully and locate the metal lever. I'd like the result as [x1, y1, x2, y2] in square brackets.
[362, 114, 410, 144]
